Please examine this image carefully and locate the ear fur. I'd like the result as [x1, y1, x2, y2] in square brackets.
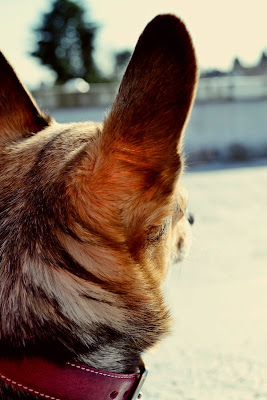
[0, 52, 51, 143]
[104, 14, 198, 160]
[76, 15, 198, 254]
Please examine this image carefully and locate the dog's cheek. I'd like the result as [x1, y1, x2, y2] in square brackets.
[172, 217, 192, 262]
[153, 243, 170, 281]
[150, 231, 176, 281]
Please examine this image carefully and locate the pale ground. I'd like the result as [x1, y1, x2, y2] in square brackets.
[143, 163, 267, 400]
[51, 107, 267, 400]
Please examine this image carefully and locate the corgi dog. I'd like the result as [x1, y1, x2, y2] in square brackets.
[0, 14, 197, 400]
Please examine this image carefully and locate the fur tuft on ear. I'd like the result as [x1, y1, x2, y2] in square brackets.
[0, 52, 51, 143]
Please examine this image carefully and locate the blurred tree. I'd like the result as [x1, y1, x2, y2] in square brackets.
[31, 0, 102, 84]
[113, 50, 131, 79]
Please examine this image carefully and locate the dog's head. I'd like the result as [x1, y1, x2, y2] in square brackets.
[0, 15, 197, 371]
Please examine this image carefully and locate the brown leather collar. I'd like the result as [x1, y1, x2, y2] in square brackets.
[0, 357, 148, 400]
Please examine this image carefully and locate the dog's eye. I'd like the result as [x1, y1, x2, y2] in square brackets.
[146, 218, 171, 242]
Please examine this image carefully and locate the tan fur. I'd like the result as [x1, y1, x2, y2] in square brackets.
[0, 14, 197, 399]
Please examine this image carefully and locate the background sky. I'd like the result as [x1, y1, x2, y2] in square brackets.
[0, 0, 266, 88]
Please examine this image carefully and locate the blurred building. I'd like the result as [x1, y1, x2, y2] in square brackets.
[202, 51, 267, 78]
[231, 52, 267, 76]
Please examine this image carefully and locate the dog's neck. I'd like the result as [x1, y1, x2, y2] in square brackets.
[0, 249, 169, 376]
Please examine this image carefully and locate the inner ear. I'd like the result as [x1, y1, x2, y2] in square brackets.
[0, 52, 51, 143]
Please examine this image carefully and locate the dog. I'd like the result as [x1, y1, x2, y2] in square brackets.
[0, 14, 197, 400]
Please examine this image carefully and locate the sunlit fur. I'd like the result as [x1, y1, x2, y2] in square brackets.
[0, 14, 197, 399]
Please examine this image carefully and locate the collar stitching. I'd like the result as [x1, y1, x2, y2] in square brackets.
[0, 372, 60, 400]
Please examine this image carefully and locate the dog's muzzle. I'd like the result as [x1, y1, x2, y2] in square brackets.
[0, 357, 148, 400]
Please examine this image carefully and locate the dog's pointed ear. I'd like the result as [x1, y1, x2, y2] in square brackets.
[0, 52, 51, 143]
[104, 14, 198, 166]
